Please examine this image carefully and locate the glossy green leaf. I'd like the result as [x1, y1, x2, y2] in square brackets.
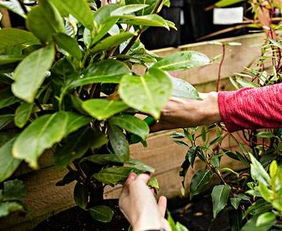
[126, 159, 155, 173]
[82, 99, 128, 120]
[169, 76, 200, 100]
[83, 154, 126, 164]
[256, 212, 276, 227]
[73, 183, 88, 209]
[0, 115, 13, 130]
[0, 88, 19, 109]
[0, 55, 25, 65]
[269, 160, 278, 178]
[91, 32, 135, 53]
[93, 166, 133, 184]
[119, 14, 170, 29]
[272, 199, 282, 211]
[0, 139, 21, 182]
[119, 68, 172, 119]
[108, 123, 129, 158]
[0, 0, 26, 18]
[211, 185, 231, 218]
[241, 216, 274, 231]
[2, 179, 26, 201]
[13, 112, 87, 168]
[14, 103, 33, 128]
[54, 33, 82, 60]
[215, 0, 245, 7]
[26, 1, 65, 42]
[152, 51, 210, 71]
[90, 205, 114, 223]
[111, 4, 148, 16]
[147, 177, 159, 189]
[68, 60, 130, 89]
[12, 45, 55, 103]
[109, 114, 149, 140]
[190, 169, 211, 198]
[54, 128, 101, 167]
[0, 202, 24, 218]
[51, 0, 94, 30]
[258, 183, 271, 202]
[250, 154, 270, 186]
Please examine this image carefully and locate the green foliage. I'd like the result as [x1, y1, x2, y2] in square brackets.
[0, 0, 208, 224]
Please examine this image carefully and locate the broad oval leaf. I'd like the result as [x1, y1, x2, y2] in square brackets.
[108, 123, 129, 158]
[82, 99, 128, 120]
[14, 102, 33, 128]
[170, 76, 200, 100]
[211, 184, 231, 218]
[151, 51, 210, 71]
[190, 169, 211, 198]
[91, 32, 135, 53]
[90, 205, 114, 223]
[12, 45, 55, 103]
[249, 154, 270, 186]
[109, 114, 149, 140]
[0, 139, 21, 183]
[93, 166, 133, 184]
[111, 4, 148, 16]
[13, 111, 88, 168]
[74, 183, 88, 210]
[26, 1, 65, 42]
[119, 68, 172, 119]
[53, 33, 82, 60]
[68, 60, 130, 89]
[0, 28, 40, 51]
[256, 212, 276, 227]
[50, 0, 94, 30]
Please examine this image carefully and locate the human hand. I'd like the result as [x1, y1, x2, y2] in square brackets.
[151, 92, 221, 132]
[119, 173, 171, 231]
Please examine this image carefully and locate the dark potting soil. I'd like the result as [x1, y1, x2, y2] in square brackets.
[34, 195, 231, 231]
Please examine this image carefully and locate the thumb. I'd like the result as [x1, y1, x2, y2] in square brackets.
[158, 196, 167, 217]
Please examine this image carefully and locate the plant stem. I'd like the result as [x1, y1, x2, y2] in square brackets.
[216, 44, 226, 92]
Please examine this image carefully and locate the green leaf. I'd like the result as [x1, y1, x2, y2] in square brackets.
[0, 115, 13, 130]
[211, 184, 231, 218]
[0, 55, 25, 65]
[256, 132, 275, 139]
[151, 51, 210, 71]
[91, 32, 135, 53]
[0, 139, 21, 183]
[0, 202, 24, 218]
[111, 4, 149, 16]
[256, 212, 276, 227]
[90, 205, 114, 223]
[50, 0, 94, 30]
[108, 123, 129, 158]
[2, 179, 26, 201]
[109, 114, 149, 140]
[272, 199, 282, 211]
[249, 154, 270, 186]
[68, 60, 130, 89]
[26, 1, 65, 42]
[119, 14, 170, 29]
[93, 166, 133, 184]
[54, 128, 102, 167]
[0, 88, 19, 109]
[147, 177, 159, 189]
[190, 170, 211, 198]
[169, 76, 200, 100]
[13, 111, 87, 169]
[0, 0, 26, 18]
[54, 33, 82, 60]
[269, 160, 278, 178]
[241, 216, 274, 231]
[14, 103, 33, 128]
[258, 183, 271, 202]
[119, 68, 172, 119]
[83, 154, 126, 164]
[73, 183, 88, 210]
[12, 45, 55, 103]
[126, 159, 155, 173]
[82, 99, 128, 120]
[230, 197, 241, 209]
[215, 0, 245, 7]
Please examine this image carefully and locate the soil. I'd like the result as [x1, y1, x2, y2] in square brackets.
[34, 195, 231, 231]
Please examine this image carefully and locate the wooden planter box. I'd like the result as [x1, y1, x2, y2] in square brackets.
[0, 33, 265, 231]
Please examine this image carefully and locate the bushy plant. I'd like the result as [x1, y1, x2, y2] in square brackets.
[0, 0, 210, 222]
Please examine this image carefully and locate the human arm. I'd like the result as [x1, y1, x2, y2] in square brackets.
[151, 83, 282, 132]
[119, 173, 171, 231]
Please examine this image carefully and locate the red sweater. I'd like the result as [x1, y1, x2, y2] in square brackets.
[218, 83, 282, 132]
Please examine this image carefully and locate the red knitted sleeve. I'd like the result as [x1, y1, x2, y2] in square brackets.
[218, 83, 282, 132]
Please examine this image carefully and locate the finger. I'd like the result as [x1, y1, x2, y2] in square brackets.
[158, 196, 167, 217]
[124, 172, 137, 187]
[136, 173, 151, 184]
